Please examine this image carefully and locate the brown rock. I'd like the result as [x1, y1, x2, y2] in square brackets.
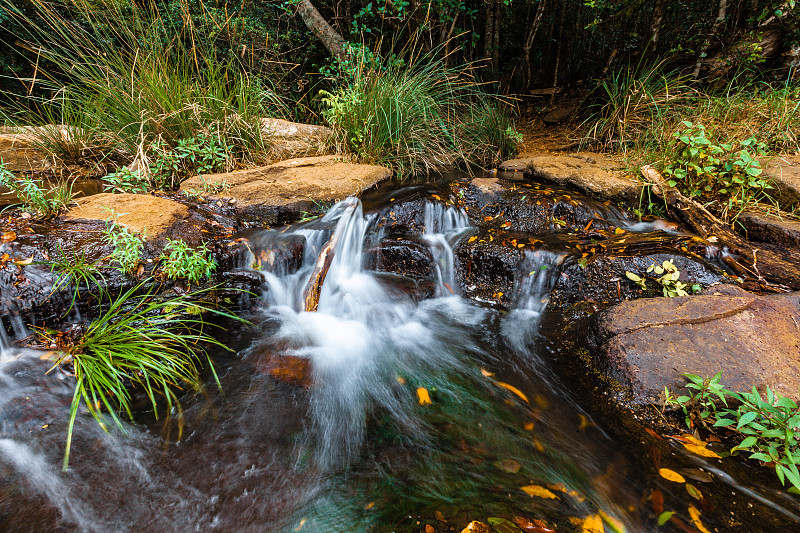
[591, 285, 800, 405]
[765, 155, 800, 206]
[738, 211, 800, 249]
[0, 127, 55, 172]
[67, 193, 189, 237]
[460, 521, 491, 533]
[181, 155, 391, 223]
[498, 152, 640, 202]
[260, 118, 333, 160]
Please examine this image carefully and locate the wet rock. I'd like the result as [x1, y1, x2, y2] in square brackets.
[588, 285, 800, 406]
[765, 155, 800, 206]
[67, 193, 189, 237]
[497, 152, 641, 203]
[372, 197, 429, 235]
[255, 354, 312, 388]
[365, 236, 434, 281]
[738, 211, 800, 249]
[455, 238, 522, 305]
[180, 155, 391, 225]
[0, 126, 61, 172]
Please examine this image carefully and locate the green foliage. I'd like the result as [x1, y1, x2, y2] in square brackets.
[148, 132, 231, 190]
[160, 239, 217, 284]
[50, 280, 238, 470]
[102, 214, 145, 275]
[0, 166, 73, 218]
[664, 121, 774, 221]
[103, 168, 149, 194]
[48, 247, 104, 314]
[625, 259, 701, 297]
[319, 51, 518, 176]
[666, 373, 800, 493]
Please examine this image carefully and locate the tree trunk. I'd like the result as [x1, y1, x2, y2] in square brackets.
[522, 0, 546, 88]
[294, 0, 348, 63]
[484, 0, 496, 69]
[492, 0, 501, 74]
[693, 0, 728, 78]
[550, 1, 567, 107]
[648, 0, 667, 53]
[641, 165, 800, 290]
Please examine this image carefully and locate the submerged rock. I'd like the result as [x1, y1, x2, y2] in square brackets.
[180, 155, 391, 225]
[498, 152, 641, 203]
[587, 285, 800, 406]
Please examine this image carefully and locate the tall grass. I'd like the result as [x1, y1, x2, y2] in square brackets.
[320, 50, 519, 176]
[1, 0, 288, 184]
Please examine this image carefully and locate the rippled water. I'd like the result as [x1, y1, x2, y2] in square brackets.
[1, 182, 799, 532]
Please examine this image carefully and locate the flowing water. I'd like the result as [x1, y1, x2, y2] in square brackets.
[1, 181, 799, 532]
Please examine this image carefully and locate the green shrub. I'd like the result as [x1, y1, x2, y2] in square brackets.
[102, 215, 145, 275]
[148, 132, 230, 190]
[319, 51, 519, 176]
[103, 168, 149, 194]
[0, 166, 73, 218]
[160, 239, 217, 284]
[663, 121, 774, 221]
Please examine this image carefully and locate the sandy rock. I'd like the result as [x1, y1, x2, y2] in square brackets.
[67, 193, 189, 237]
[498, 152, 640, 202]
[0, 128, 53, 172]
[738, 211, 800, 249]
[261, 118, 333, 160]
[181, 155, 391, 224]
[590, 285, 800, 405]
[765, 155, 800, 206]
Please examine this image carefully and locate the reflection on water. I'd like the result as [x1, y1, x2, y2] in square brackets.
[1, 190, 799, 532]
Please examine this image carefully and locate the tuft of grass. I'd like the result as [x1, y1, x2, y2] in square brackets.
[0, 166, 73, 218]
[2, 0, 288, 186]
[48, 280, 241, 470]
[319, 50, 519, 176]
[48, 247, 104, 315]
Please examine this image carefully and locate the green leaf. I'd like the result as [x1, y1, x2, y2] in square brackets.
[734, 436, 758, 451]
[737, 411, 758, 429]
[487, 517, 523, 533]
[713, 418, 736, 427]
[657, 511, 675, 526]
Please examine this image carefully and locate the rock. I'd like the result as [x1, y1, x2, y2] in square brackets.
[589, 286, 800, 405]
[498, 152, 641, 203]
[260, 118, 333, 160]
[764, 155, 800, 206]
[0, 127, 54, 172]
[460, 521, 491, 533]
[180, 155, 391, 225]
[738, 211, 800, 249]
[542, 99, 580, 124]
[67, 193, 189, 237]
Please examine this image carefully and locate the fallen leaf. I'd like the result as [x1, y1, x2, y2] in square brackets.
[365, 502, 375, 509]
[435, 511, 446, 522]
[523, 422, 534, 431]
[494, 459, 522, 473]
[14, 256, 33, 265]
[480, 368, 495, 377]
[417, 387, 432, 406]
[484, 215, 493, 222]
[614, 227, 626, 234]
[487, 517, 523, 533]
[425, 525, 436, 533]
[658, 468, 686, 483]
[468, 236, 477, 243]
[685, 483, 703, 500]
[513, 516, 555, 533]
[598, 509, 626, 533]
[294, 517, 307, 531]
[532, 438, 545, 452]
[520, 485, 558, 499]
[650, 488, 664, 514]
[396, 376, 406, 384]
[460, 521, 491, 533]
[500, 221, 512, 228]
[645, 428, 664, 440]
[669, 435, 721, 458]
[677, 468, 714, 484]
[580, 514, 604, 533]
[688, 504, 711, 533]
[1, 231, 16, 242]
[657, 511, 675, 526]
[495, 381, 529, 403]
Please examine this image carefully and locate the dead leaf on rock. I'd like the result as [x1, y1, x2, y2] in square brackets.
[658, 468, 686, 483]
[495, 381, 529, 403]
[1, 231, 16, 242]
[520, 485, 558, 499]
[580, 514, 604, 533]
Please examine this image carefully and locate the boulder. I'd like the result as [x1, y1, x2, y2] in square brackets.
[66, 193, 189, 237]
[589, 285, 800, 406]
[498, 152, 641, 203]
[0, 127, 54, 172]
[738, 211, 800, 249]
[764, 155, 800, 206]
[180, 155, 392, 224]
[260, 118, 333, 160]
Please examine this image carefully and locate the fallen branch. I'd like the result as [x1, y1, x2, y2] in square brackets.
[640, 165, 800, 290]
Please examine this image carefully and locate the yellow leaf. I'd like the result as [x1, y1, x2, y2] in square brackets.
[581, 514, 604, 533]
[523, 422, 534, 431]
[294, 517, 307, 531]
[598, 509, 627, 533]
[495, 381, 529, 403]
[532, 438, 545, 452]
[468, 236, 477, 243]
[14, 256, 33, 265]
[671, 435, 721, 458]
[688, 504, 711, 533]
[480, 368, 495, 377]
[417, 387, 432, 406]
[614, 227, 626, 235]
[520, 485, 558, 499]
[658, 468, 686, 483]
[685, 483, 703, 500]
[396, 376, 406, 384]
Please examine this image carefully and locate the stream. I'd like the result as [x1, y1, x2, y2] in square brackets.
[1, 175, 799, 532]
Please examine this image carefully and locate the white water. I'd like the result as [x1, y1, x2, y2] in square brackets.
[421, 201, 471, 296]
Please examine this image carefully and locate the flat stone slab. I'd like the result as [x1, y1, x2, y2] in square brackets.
[765, 155, 800, 206]
[67, 193, 189, 237]
[498, 152, 641, 202]
[738, 211, 800, 249]
[590, 285, 800, 405]
[0, 129, 53, 172]
[180, 155, 391, 223]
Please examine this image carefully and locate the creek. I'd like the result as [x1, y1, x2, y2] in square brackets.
[1, 174, 799, 532]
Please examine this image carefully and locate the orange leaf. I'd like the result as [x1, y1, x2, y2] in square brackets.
[520, 485, 558, 499]
[495, 381, 529, 403]
[417, 387, 432, 406]
[580, 514, 603, 533]
[659, 468, 686, 483]
[669, 435, 721, 458]
[1, 231, 16, 242]
[688, 504, 711, 533]
[480, 368, 495, 377]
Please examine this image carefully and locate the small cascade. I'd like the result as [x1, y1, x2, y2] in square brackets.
[421, 201, 471, 296]
[511, 249, 566, 315]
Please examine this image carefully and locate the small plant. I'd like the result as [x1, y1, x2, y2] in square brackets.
[160, 239, 217, 284]
[102, 214, 145, 275]
[625, 259, 701, 297]
[149, 133, 231, 190]
[103, 168, 149, 194]
[48, 247, 104, 314]
[663, 121, 774, 221]
[0, 166, 73, 218]
[665, 374, 800, 493]
[47, 280, 239, 469]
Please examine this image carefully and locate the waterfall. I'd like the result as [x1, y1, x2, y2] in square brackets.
[421, 201, 471, 297]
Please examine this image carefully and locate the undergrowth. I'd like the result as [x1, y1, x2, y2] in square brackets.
[160, 239, 217, 284]
[0, 165, 73, 218]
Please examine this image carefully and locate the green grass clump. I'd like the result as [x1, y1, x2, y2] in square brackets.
[2, 0, 288, 188]
[320, 51, 519, 176]
[160, 239, 217, 284]
[50, 281, 238, 470]
[48, 247, 104, 314]
[0, 165, 73, 218]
